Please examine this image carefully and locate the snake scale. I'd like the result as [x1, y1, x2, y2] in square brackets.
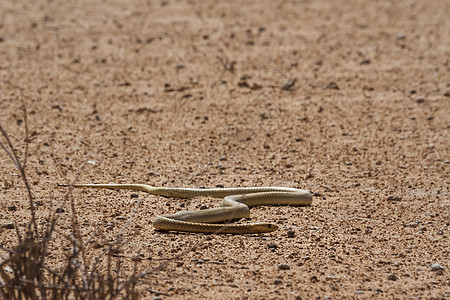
[64, 184, 312, 234]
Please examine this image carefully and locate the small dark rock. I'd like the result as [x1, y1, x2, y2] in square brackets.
[237, 75, 251, 88]
[387, 195, 402, 201]
[130, 193, 139, 198]
[444, 90, 450, 97]
[215, 184, 224, 188]
[325, 82, 339, 90]
[281, 78, 297, 91]
[287, 230, 295, 238]
[8, 205, 16, 211]
[56, 207, 64, 213]
[274, 278, 282, 285]
[387, 274, 398, 281]
[3, 223, 15, 229]
[310, 275, 318, 283]
[268, 243, 278, 249]
[199, 204, 210, 210]
[278, 263, 290, 270]
[416, 97, 425, 103]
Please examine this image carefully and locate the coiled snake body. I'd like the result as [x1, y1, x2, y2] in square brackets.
[66, 184, 312, 234]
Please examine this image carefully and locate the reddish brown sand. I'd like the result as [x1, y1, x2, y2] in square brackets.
[1, 0, 449, 299]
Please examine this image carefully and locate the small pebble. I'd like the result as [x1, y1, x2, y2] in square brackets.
[287, 230, 295, 238]
[274, 278, 282, 285]
[387, 195, 402, 201]
[2, 223, 15, 229]
[387, 274, 398, 281]
[8, 205, 16, 211]
[397, 33, 406, 40]
[278, 263, 290, 270]
[325, 81, 339, 90]
[199, 204, 210, 210]
[130, 193, 139, 198]
[56, 207, 64, 213]
[355, 290, 364, 295]
[431, 263, 444, 271]
[281, 78, 297, 91]
[268, 243, 278, 249]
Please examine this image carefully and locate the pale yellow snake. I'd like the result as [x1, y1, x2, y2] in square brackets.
[63, 184, 312, 234]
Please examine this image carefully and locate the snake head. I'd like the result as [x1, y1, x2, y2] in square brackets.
[250, 222, 278, 233]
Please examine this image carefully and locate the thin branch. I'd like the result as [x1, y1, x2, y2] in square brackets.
[0, 124, 38, 236]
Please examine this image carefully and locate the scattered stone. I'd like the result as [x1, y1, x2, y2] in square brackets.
[56, 207, 64, 213]
[8, 205, 16, 211]
[387, 274, 398, 281]
[268, 243, 278, 249]
[237, 75, 251, 88]
[130, 193, 139, 198]
[2, 223, 15, 229]
[215, 184, 224, 188]
[437, 230, 443, 235]
[325, 81, 339, 90]
[281, 78, 297, 91]
[310, 275, 318, 283]
[274, 278, 282, 285]
[199, 204, 210, 210]
[278, 263, 290, 270]
[355, 290, 364, 294]
[250, 83, 262, 90]
[397, 33, 406, 40]
[444, 90, 450, 97]
[416, 97, 425, 103]
[430, 263, 444, 271]
[374, 288, 383, 293]
[287, 230, 295, 238]
[387, 195, 402, 201]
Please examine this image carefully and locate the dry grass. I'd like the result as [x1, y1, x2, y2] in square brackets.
[0, 108, 141, 299]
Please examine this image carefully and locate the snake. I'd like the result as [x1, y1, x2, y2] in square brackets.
[63, 184, 312, 234]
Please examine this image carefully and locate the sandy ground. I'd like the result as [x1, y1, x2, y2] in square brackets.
[1, 0, 449, 298]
